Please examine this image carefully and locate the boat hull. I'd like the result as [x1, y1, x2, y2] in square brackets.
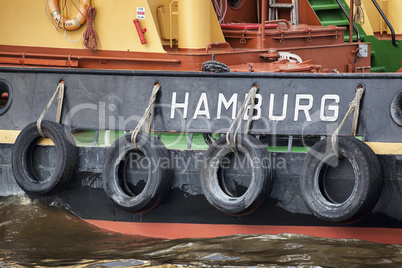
[1, 67, 402, 244]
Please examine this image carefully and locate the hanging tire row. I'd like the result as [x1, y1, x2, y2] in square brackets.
[10, 82, 383, 223]
[11, 120, 383, 223]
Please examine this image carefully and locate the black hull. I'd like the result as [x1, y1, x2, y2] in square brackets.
[1, 67, 402, 244]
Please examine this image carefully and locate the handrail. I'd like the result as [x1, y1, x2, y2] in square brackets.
[205, 42, 232, 53]
[335, 0, 360, 42]
[169, 0, 178, 48]
[262, 19, 291, 30]
[260, 0, 268, 49]
[370, 0, 397, 46]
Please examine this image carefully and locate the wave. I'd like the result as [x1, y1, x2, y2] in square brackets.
[0, 196, 400, 267]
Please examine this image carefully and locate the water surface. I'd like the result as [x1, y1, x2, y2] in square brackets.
[0, 196, 400, 267]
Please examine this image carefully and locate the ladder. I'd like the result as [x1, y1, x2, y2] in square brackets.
[268, 0, 298, 25]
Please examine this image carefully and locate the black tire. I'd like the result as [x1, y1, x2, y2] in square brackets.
[201, 134, 273, 216]
[300, 136, 383, 224]
[12, 121, 77, 196]
[102, 132, 171, 213]
[390, 90, 402, 126]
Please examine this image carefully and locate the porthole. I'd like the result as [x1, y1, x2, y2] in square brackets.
[227, 0, 244, 9]
[390, 90, 402, 126]
[0, 79, 13, 115]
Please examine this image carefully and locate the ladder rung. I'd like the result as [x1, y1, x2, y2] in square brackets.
[344, 34, 358, 42]
[311, 4, 341, 11]
[371, 66, 386, 72]
[321, 20, 349, 26]
[270, 3, 294, 9]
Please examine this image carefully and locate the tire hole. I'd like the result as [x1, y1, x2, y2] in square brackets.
[217, 152, 251, 197]
[117, 150, 148, 197]
[319, 157, 356, 204]
[29, 141, 59, 182]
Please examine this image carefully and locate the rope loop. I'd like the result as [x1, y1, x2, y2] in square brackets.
[83, 6, 100, 50]
[37, 81, 65, 138]
[131, 84, 161, 150]
[354, 0, 365, 25]
[331, 85, 365, 157]
[226, 86, 258, 153]
[212, 0, 228, 23]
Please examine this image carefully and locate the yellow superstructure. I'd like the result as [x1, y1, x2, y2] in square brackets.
[0, 0, 224, 53]
[177, 0, 211, 49]
[353, 0, 402, 36]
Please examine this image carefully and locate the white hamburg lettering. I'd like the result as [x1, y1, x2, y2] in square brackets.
[217, 93, 237, 119]
[243, 93, 262, 120]
[171, 92, 189, 119]
[269, 93, 288, 121]
[170, 92, 340, 122]
[320, 94, 340, 122]
[193, 93, 210, 119]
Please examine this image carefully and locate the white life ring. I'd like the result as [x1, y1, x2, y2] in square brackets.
[48, 0, 90, 31]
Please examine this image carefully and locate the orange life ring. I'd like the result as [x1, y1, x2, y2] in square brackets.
[48, 0, 90, 31]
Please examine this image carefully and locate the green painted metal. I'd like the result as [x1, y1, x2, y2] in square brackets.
[73, 130, 212, 150]
[72, 130, 311, 153]
[365, 36, 401, 73]
[307, 0, 402, 72]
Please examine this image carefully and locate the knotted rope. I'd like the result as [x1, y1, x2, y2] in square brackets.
[131, 84, 161, 150]
[226, 86, 258, 153]
[37, 81, 65, 137]
[83, 6, 100, 50]
[331, 86, 365, 157]
[354, 0, 365, 25]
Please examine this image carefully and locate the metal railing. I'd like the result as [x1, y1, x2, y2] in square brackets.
[335, 0, 361, 42]
[370, 0, 397, 46]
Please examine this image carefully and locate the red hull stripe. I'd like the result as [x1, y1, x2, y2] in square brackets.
[85, 220, 402, 245]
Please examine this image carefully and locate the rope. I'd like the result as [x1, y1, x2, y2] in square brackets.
[331, 86, 365, 157]
[83, 6, 100, 50]
[354, 0, 365, 25]
[131, 84, 161, 150]
[212, 0, 227, 23]
[37, 81, 65, 137]
[226, 86, 258, 153]
[202, 60, 231, 73]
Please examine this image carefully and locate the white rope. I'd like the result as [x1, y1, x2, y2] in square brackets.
[64, 29, 84, 42]
[45, 0, 84, 42]
[226, 86, 258, 153]
[331, 86, 365, 157]
[37, 81, 65, 137]
[131, 84, 161, 150]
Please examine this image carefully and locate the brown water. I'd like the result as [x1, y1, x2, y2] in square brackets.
[0, 196, 401, 268]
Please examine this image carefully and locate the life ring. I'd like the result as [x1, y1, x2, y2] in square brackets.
[201, 134, 273, 216]
[102, 132, 172, 213]
[300, 136, 383, 223]
[12, 121, 77, 196]
[48, 0, 90, 31]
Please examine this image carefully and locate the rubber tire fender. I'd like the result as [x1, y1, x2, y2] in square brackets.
[201, 134, 273, 216]
[102, 132, 172, 214]
[300, 136, 383, 224]
[12, 120, 77, 196]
